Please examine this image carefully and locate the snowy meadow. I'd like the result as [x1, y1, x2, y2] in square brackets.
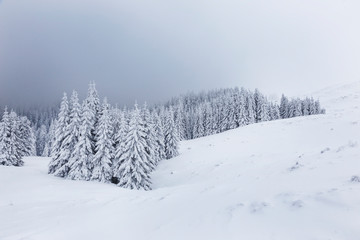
[0, 81, 359, 240]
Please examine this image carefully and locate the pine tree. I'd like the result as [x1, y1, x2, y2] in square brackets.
[245, 91, 256, 124]
[203, 102, 213, 136]
[309, 97, 316, 115]
[49, 93, 71, 175]
[294, 99, 302, 117]
[254, 89, 269, 122]
[18, 116, 36, 157]
[48, 119, 57, 157]
[91, 98, 114, 183]
[140, 103, 157, 170]
[86, 82, 101, 155]
[53, 91, 82, 177]
[302, 98, 310, 116]
[115, 104, 152, 190]
[36, 125, 48, 156]
[193, 107, 205, 138]
[279, 94, 289, 119]
[288, 100, 296, 118]
[270, 103, 280, 120]
[0, 108, 24, 166]
[314, 100, 321, 114]
[164, 107, 179, 159]
[238, 93, 247, 126]
[67, 101, 94, 180]
[152, 112, 166, 163]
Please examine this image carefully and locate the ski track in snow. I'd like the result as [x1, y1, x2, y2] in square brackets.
[1, 81, 360, 240]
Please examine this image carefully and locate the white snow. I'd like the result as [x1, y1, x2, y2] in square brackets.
[1, 81, 360, 240]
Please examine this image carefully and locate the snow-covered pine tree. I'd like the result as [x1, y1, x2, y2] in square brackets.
[67, 100, 94, 180]
[164, 107, 179, 159]
[279, 94, 289, 119]
[173, 103, 184, 141]
[288, 100, 296, 118]
[18, 116, 36, 157]
[115, 104, 152, 190]
[49, 93, 71, 175]
[270, 103, 280, 120]
[203, 102, 213, 136]
[238, 93, 247, 126]
[9, 111, 25, 165]
[193, 107, 205, 138]
[245, 90, 256, 124]
[254, 89, 269, 122]
[91, 98, 114, 183]
[36, 125, 48, 156]
[294, 99, 302, 117]
[112, 110, 127, 181]
[302, 98, 310, 116]
[152, 111, 166, 163]
[42, 143, 50, 157]
[309, 97, 316, 115]
[314, 99, 321, 114]
[47, 119, 57, 157]
[140, 103, 157, 170]
[0, 109, 25, 166]
[85, 82, 101, 155]
[53, 91, 82, 177]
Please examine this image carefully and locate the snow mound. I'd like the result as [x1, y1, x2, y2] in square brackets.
[1, 81, 360, 240]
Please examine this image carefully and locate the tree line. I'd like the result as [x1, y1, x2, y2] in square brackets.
[1, 83, 325, 191]
[160, 87, 325, 141]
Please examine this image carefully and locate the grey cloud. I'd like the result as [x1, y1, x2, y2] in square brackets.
[0, 0, 359, 106]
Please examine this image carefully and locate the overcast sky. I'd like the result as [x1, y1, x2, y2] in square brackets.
[0, 0, 359, 106]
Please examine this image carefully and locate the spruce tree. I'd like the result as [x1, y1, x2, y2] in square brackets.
[53, 91, 82, 177]
[0, 108, 24, 166]
[164, 107, 179, 159]
[85, 82, 101, 155]
[18, 116, 36, 157]
[113, 110, 127, 175]
[49, 93, 71, 175]
[67, 101, 94, 180]
[152, 112, 166, 163]
[91, 98, 114, 183]
[279, 94, 289, 119]
[140, 103, 157, 170]
[116, 104, 152, 190]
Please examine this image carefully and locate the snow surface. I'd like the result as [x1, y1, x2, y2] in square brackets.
[1, 82, 360, 240]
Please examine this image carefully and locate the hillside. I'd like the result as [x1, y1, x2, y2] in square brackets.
[1, 82, 360, 240]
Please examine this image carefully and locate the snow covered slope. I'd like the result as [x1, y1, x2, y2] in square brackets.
[1, 82, 360, 240]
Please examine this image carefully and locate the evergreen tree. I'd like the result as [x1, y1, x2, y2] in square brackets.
[164, 107, 179, 159]
[193, 107, 205, 138]
[47, 119, 57, 157]
[203, 102, 213, 136]
[115, 104, 152, 190]
[91, 98, 114, 183]
[49, 93, 71, 175]
[0, 108, 24, 166]
[67, 101, 94, 180]
[18, 116, 36, 157]
[245, 91, 256, 124]
[279, 94, 289, 119]
[86, 82, 101, 155]
[140, 103, 157, 170]
[53, 91, 82, 177]
[152, 112, 166, 163]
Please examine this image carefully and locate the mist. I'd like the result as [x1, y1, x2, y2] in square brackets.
[1, 0, 359, 106]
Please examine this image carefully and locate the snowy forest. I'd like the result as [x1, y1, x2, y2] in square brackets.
[0, 83, 325, 190]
